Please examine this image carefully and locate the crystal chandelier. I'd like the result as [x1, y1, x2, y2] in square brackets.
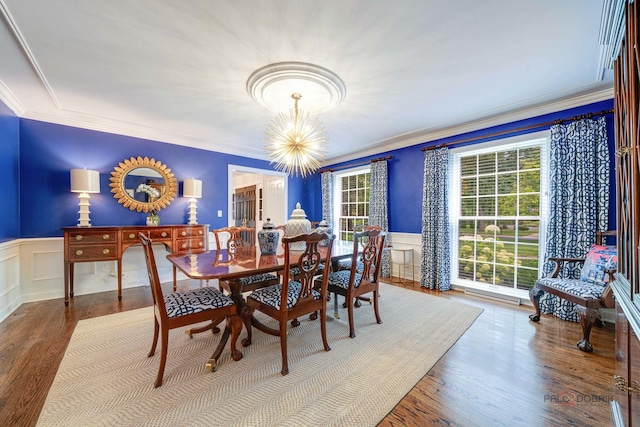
[265, 93, 327, 177]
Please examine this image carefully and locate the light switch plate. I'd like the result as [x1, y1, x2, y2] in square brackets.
[217, 210, 222, 217]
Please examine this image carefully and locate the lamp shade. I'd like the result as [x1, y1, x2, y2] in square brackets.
[183, 179, 202, 198]
[70, 169, 100, 193]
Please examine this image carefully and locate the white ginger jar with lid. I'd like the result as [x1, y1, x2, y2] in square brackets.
[285, 202, 311, 250]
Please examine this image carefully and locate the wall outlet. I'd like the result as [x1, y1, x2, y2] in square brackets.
[217, 210, 222, 217]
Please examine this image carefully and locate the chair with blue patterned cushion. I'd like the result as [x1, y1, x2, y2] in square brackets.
[139, 233, 243, 387]
[212, 226, 280, 292]
[334, 225, 381, 273]
[245, 232, 335, 375]
[529, 230, 617, 352]
[327, 228, 386, 338]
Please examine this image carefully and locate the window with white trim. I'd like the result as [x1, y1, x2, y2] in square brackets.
[449, 133, 549, 293]
[333, 167, 370, 242]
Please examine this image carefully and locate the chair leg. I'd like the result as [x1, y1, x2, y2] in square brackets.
[334, 292, 340, 319]
[528, 286, 544, 322]
[577, 307, 600, 353]
[280, 319, 289, 376]
[148, 318, 159, 357]
[320, 305, 331, 352]
[347, 295, 356, 338]
[154, 328, 169, 388]
[373, 290, 382, 324]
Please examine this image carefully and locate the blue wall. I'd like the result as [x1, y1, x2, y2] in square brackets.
[18, 119, 308, 237]
[0, 98, 616, 240]
[0, 101, 20, 241]
[310, 99, 617, 233]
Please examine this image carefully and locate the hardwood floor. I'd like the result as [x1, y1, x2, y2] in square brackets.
[0, 279, 615, 426]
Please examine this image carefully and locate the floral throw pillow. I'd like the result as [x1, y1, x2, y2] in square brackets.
[579, 244, 617, 285]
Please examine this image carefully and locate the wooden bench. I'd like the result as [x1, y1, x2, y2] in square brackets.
[528, 231, 616, 352]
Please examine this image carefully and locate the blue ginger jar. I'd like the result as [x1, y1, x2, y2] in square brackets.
[258, 217, 279, 254]
[316, 219, 332, 246]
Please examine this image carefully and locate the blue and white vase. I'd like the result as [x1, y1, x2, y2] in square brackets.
[316, 219, 332, 246]
[285, 202, 311, 250]
[257, 217, 279, 254]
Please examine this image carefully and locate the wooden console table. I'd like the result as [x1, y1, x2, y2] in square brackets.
[62, 224, 208, 306]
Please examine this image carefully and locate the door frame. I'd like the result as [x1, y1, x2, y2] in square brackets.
[227, 165, 288, 227]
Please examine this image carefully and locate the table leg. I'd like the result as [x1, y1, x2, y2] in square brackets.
[69, 263, 75, 299]
[64, 262, 71, 306]
[117, 259, 122, 301]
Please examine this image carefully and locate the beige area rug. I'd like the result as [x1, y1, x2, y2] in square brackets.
[37, 283, 482, 427]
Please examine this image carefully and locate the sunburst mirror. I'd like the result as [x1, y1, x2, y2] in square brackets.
[109, 156, 178, 213]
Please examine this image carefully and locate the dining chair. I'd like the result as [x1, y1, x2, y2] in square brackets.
[335, 225, 382, 272]
[245, 232, 335, 375]
[140, 233, 243, 388]
[212, 226, 280, 290]
[326, 228, 386, 338]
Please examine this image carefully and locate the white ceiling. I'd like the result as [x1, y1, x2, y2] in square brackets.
[0, 1, 613, 165]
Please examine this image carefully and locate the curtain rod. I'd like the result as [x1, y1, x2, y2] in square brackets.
[318, 155, 392, 173]
[421, 108, 614, 151]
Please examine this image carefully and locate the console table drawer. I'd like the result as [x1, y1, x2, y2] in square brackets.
[177, 226, 207, 238]
[176, 237, 206, 252]
[68, 244, 118, 261]
[68, 230, 117, 244]
[122, 228, 172, 242]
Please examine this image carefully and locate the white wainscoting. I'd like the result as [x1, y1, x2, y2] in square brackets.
[386, 232, 421, 283]
[6, 232, 611, 324]
[0, 234, 219, 324]
[0, 240, 21, 323]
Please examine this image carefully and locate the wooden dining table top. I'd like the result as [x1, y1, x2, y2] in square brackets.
[166, 240, 357, 281]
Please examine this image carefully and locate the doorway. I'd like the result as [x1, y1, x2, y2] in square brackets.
[227, 165, 288, 238]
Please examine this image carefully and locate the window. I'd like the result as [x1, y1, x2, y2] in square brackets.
[450, 133, 549, 294]
[333, 167, 370, 241]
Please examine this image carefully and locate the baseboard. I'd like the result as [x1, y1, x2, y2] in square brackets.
[463, 287, 522, 305]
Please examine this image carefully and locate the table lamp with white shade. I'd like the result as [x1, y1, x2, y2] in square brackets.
[183, 178, 202, 225]
[70, 168, 100, 227]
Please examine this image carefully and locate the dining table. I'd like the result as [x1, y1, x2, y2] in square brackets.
[166, 239, 357, 359]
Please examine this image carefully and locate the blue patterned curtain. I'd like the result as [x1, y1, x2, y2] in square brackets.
[369, 160, 390, 277]
[321, 171, 334, 228]
[543, 117, 610, 276]
[420, 147, 450, 290]
[538, 117, 610, 320]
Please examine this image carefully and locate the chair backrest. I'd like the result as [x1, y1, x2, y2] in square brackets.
[596, 230, 616, 246]
[139, 233, 168, 317]
[350, 228, 386, 285]
[281, 232, 335, 311]
[212, 226, 255, 251]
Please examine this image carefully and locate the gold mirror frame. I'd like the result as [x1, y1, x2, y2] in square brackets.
[109, 156, 178, 213]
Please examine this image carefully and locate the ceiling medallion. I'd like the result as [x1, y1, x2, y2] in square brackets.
[246, 62, 346, 114]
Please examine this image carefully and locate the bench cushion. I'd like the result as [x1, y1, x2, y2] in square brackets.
[537, 277, 607, 322]
[579, 244, 617, 285]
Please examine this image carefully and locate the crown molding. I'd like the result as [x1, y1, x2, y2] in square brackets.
[324, 87, 614, 166]
[0, 0, 62, 109]
[21, 110, 269, 161]
[0, 80, 25, 115]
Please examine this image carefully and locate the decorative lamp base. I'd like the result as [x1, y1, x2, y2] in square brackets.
[187, 198, 198, 225]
